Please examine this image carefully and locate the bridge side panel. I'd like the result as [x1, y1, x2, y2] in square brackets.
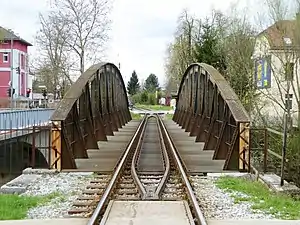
[173, 63, 250, 171]
[50, 62, 131, 170]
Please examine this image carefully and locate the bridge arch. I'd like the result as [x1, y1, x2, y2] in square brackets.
[173, 63, 250, 171]
[51, 62, 131, 170]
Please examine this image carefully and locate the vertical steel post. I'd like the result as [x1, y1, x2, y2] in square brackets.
[280, 69, 292, 186]
[263, 128, 268, 173]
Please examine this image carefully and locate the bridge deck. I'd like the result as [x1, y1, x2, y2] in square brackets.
[66, 120, 141, 172]
[163, 120, 225, 173]
[66, 119, 225, 173]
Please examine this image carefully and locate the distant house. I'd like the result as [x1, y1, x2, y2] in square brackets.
[0, 27, 32, 99]
[252, 17, 300, 126]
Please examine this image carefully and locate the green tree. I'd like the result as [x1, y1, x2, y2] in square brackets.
[140, 91, 148, 103]
[164, 9, 257, 112]
[193, 22, 226, 73]
[164, 10, 195, 93]
[127, 70, 140, 95]
[144, 74, 159, 92]
[222, 18, 256, 111]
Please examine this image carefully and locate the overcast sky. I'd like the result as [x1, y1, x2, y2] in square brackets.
[0, 0, 265, 86]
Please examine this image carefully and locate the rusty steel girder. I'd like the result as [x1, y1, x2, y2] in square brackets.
[173, 63, 250, 171]
[50, 63, 131, 170]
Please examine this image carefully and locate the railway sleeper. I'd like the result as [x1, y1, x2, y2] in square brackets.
[140, 179, 161, 184]
[118, 183, 136, 188]
[77, 194, 99, 200]
[116, 188, 139, 195]
[72, 200, 95, 207]
[86, 184, 107, 189]
[161, 195, 184, 201]
[114, 194, 140, 200]
[82, 189, 104, 195]
[68, 207, 90, 214]
[119, 178, 134, 183]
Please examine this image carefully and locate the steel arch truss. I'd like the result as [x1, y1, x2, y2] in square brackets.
[173, 63, 250, 171]
[50, 63, 131, 170]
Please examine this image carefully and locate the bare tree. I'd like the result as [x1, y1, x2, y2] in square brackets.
[53, 0, 112, 74]
[220, 9, 257, 111]
[34, 0, 112, 95]
[34, 12, 73, 92]
[253, 0, 300, 127]
[164, 10, 196, 93]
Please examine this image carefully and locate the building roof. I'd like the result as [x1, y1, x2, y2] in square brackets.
[0, 26, 33, 46]
[259, 19, 300, 50]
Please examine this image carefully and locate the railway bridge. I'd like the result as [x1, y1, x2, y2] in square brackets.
[50, 62, 250, 173]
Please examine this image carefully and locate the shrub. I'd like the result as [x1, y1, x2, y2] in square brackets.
[131, 93, 141, 104]
[286, 131, 300, 184]
[148, 93, 156, 105]
[140, 91, 148, 103]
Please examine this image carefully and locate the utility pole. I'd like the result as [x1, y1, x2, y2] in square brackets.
[10, 37, 14, 108]
[280, 64, 292, 186]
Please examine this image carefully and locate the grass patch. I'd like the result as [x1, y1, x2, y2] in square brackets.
[164, 113, 174, 120]
[131, 112, 142, 120]
[0, 192, 64, 220]
[216, 176, 300, 219]
[135, 104, 172, 111]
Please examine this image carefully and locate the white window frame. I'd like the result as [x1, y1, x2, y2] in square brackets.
[3, 53, 8, 63]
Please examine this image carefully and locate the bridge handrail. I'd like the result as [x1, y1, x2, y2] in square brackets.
[0, 108, 55, 129]
[177, 62, 250, 123]
[50, 62, 129, 121]
[0, 108, 55, 113]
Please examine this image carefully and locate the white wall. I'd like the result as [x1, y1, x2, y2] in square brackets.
[12, 49, 19, 97]
[252, 36, 300, 126]
[28, 74, 33, 98]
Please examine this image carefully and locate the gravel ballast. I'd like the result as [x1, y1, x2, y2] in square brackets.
[20, 171, 94, 219]
[20, 171, 275, 220]
[190, 175, 274, 220]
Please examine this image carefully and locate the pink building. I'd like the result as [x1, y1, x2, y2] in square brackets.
[0, 27, 32, 99]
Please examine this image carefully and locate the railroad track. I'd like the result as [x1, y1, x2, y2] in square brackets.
[68, 114, 207, 225]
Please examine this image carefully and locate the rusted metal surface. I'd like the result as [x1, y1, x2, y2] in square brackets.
[173, 63, 250, 171]
[164, 120, 225, 173]
[73, 120, 141, 172]
[50, 62, 131, 170]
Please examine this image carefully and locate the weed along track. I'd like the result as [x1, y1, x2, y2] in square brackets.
[68, 114, 207, 225]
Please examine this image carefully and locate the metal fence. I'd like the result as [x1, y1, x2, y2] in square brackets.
[0, 109, 55, 185]
[0, 108, 55, 130]
[250, 128, 286, 172]
[0, 109, 54, 184]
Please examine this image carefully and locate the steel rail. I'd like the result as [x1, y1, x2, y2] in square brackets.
[158, 116, 208, 225]
[154, 114, 170, 198]
[87, 115, 147, 225]
[131, 114, 171, 199]
[131, 116, 148, 198]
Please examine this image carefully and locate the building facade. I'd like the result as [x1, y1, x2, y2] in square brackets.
[252, 19, 300, 127]
[0, 27, 32, 99]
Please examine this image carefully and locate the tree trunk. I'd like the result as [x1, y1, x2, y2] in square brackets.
[80, 51, 85, 74]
